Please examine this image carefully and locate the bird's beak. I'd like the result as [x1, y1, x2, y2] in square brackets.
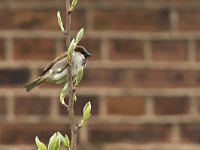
[86, 51, 92, 57]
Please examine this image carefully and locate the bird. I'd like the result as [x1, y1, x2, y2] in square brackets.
[25, 46, 91, 92]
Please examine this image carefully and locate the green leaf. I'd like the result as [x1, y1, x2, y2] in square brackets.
[57, 11, 64, 32]
[48, 133, 60, 150]
[75, 67, 84, 87]
[60, 82, 68, 105]
[72, 0, 78, 8]
[73, 94, 77, 101]
[69, 0, 78, 12]
[66, 38, 76, 63]
[82, 101, 91, 124]
[75, 28, 84, 44]
[35, 136, 47, 150]
[64, 134, 70, 149]
[57, 132, 65, 143]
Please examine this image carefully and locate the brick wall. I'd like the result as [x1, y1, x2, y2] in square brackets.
[1, 0, 200, 150]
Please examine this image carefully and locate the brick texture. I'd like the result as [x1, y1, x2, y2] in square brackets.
[151, 40, 188, 61]
[1, 0, 200, 150]
[88, 124, 171, 143]
[0, 68, 30, 86]
[109, 39, 144, 61]
[0, 97, 7, 115]
[14, 39, 56, 60]
[14, 96, 51, 116]
[107, 96, 145, 115]
[0, 40, 5, 60]
[92, 10, 170, 31]
[154, 96, 190, 115]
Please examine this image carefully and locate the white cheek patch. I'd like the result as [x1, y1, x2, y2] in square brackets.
[49, 69, 53, 74]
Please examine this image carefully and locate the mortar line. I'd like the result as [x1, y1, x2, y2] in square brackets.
[6, 93, 15, 122]
[144, 40, 152, 62]
[145, 96, 154, 116]
[170, 9, 179, 32]
[171, 124, 180, 143]
[190, 96, 199, 115]
[188, 39, 196, 63]
[5, 38, 13, 62]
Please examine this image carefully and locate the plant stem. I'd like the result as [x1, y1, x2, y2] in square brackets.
[65, 0, 77, 150]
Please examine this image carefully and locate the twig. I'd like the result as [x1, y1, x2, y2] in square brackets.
[65, 0, 77, 150]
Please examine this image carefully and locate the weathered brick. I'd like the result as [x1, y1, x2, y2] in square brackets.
[107, 96, 145, 115]
[82, 68, 129, 87]
[151, 40, 188, 61]
[0, 40, 5, 60]
[109, 39, 144, 61]
[0, 68, 30, 86]
[133, 69, 200, 88]
[14, 96, 51, 115]
[79, 39, 101, 60]
[59, 95, 99, 116]
[89, 124, 171, 143]
[0, 9, 85, 30]
[154, 96, 190, 115]
[92, 10, 170, 31]
[0, 123, 69, 144]
[179, 10, 200, 31]
[14, 39, 56, 60]
[0, 97, 7, 115]
[180, 124, 200, 143]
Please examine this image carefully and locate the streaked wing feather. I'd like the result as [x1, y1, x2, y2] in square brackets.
[41, 51, 68, 75]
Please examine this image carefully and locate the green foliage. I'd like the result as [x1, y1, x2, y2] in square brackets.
[74, 67, 84, 87]
[48, 133, 61, 150]
[82, 102, 91, 125]
[35, 133, 70, 150]
[66, 28, 85, 63]
[57, 11, 64, 32]
[60, 82, 68, 105]
[35, 136, 47, 150]
[69, 0, 78, 12]
[75, 28, 84, 44]
[64, 134, 70, 149]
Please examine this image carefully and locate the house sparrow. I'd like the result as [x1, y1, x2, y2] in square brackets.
[25, 46, 91, 92]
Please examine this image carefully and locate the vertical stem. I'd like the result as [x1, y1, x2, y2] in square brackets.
[65, 0, 77, 150]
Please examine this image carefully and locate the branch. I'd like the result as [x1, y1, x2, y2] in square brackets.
[65, 0, 77, 150]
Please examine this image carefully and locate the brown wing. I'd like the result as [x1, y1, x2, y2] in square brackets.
[41, 51, 68, 75]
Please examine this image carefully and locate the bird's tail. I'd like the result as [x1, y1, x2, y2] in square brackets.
[25, 77, 44, 92]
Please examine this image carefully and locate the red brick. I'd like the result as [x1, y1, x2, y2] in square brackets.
[149, 0, 199, 6]
[82, 68, 129, 87]
[79, 39, 101, 61]
[180, 124, 200, 143]
[0, 40, 5, 60]
[109, 39, 144, 60]
[133, 69, 200, 88]
[151, 40, 188, 61]
[0, 9, 85, 30]
[154, 96, 190, 115]
[0, 68, 30, 86]
[14, 39, 56, 60]
[195, 40, 200, 61]
[59, 95, 99, 116]
[107, 96, 145, 115]
[196, 97, 200, 113]
[0, 123, 69, 144]
[89, 123, 171, 143]
[179, 10, 200, 31]
[14, 96, 51, 115]
[92, 10, 170, 31]
[0, 97, 7, 115]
